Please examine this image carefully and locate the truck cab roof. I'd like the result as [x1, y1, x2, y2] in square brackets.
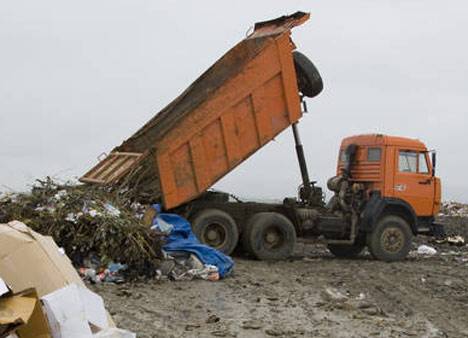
[340, 134, 427, 151]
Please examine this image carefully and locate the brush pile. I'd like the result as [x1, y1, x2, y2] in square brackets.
[0, 177, 163, 278]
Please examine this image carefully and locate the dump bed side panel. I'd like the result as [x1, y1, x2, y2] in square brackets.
[158, 33, 302, 209]
[80, 12, 310, 209]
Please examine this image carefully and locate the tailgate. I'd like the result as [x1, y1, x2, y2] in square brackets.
[80, 152, 146, 184]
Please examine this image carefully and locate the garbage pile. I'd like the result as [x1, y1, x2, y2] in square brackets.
[0, 221, 135, 338]
[0, 178, 163, 278]
[151, 205, 234, 281]
[439, 201, 468, 217]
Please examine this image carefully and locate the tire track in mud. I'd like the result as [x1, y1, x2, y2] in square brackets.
[354, 261, 468, 337]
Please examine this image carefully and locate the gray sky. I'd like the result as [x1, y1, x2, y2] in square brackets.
[1, 1, 467, 202]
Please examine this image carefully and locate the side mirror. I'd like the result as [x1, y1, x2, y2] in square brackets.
[431, 152, 436, 176]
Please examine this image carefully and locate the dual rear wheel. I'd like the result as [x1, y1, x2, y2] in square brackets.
[191, 209, 296, 260]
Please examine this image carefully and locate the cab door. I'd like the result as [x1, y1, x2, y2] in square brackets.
[393, 150, 435, 216]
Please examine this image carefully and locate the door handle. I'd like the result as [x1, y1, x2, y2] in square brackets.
[418, 179, 432, 185]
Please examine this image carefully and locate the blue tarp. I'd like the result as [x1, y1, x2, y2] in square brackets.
[152, 206, 234, 278]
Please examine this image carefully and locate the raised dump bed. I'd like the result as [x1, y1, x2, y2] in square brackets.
[81, 12, 313, 209]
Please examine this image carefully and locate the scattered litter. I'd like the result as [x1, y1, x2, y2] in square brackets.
[0, 286, 50, 338]
[79, 262, 128, 284]
[156, 252, 221, 281]
[447, 235, 465, 246]
[151, 205, 234, 280]
[439, 201, 468, 217]
[417, 245, 437, 255]
[0, 278, 8, 297]
[433, 235, 466, 247]
[104, 203, 121, 217]
[321, 287, 349, 303]
[0, 221, 135, 337]
[41, 283, 134, 338]
[0, 178, 164, 278]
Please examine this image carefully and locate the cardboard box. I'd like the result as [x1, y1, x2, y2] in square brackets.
[0, 221, 115, 330]
[0, 222, 84, 297]
[0, 282, 50, 338]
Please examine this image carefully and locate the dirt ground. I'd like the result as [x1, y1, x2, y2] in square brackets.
[93, 217, 468, 338]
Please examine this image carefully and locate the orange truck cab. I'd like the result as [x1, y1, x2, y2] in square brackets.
[339, 134, 441, 218]
[323, 134, 444, 261]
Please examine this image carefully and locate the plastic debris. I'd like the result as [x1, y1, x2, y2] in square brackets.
[417, 245, 437, 255]
[151, 205, 234, 279]
[104, 203, 121, 217]
[321, 287, 349, 303]
[79, 261, 128, 284]
[447, 235, 465, 246]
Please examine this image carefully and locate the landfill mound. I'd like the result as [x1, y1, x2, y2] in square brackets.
[0, 178, 163, 277]
[440, 201, 468, 217]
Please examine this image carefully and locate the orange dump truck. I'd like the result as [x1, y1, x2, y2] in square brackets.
[81, 12, 444, 262]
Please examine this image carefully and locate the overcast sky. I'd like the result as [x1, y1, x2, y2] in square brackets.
[1, 1, 467, 203]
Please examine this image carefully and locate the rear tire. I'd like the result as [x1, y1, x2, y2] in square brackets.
[242, 212, 296, 261]
[367, 215, 413, 262]
[191, 209, 239, 255]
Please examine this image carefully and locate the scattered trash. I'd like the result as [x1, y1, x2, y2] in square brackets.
[0, 278, 8, 297]
[0, 221, 134, 337]
[417, 245, 437, 256]
[0, 178, 164, 278]
[104, 203, 122, 217]
[79, 261, 128, 284]
[0, 281, 50, 338]
[320, 287, 349, 303]
[433, 235, 466, 247]
[447, 235, 465, 246]
[151, 205, 234, 280]
[41, 283, 136, 338]
[439, 201, 468, 217]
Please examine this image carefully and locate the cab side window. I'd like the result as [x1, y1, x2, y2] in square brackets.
[367, 147, 381, 161]
[399, 151, 417, 172]
[419, 153, 429, 174]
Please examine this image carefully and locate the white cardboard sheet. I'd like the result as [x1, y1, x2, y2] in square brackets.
[0, 277, 9, 296]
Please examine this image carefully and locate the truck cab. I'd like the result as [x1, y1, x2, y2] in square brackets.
[325, 134, 443, 261]
[339, 134, 441, 220]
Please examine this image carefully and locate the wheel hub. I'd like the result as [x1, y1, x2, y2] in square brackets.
[381, 227, 404, 253]
[202, 223, 227, 248]
[264, 227, 283, 249]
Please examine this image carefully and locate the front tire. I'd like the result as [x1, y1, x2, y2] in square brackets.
[367, 215, 413, 262]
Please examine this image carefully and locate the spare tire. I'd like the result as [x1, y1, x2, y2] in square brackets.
[293, 51, 323, 98]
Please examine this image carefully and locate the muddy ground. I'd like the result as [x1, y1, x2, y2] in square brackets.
[93, 217, 468, 338]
